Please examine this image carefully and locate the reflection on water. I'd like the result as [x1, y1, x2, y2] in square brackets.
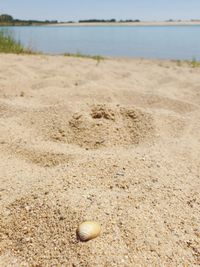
[1, 25, 200, 60]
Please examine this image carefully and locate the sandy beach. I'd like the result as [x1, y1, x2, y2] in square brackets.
[47, 21, 200, 27]
[0, 54, 200, 266]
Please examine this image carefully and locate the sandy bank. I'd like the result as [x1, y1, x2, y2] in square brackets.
[46, 21, 200, 27]
[0, 54, 200, 266]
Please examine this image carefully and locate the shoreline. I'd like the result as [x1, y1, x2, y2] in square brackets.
[1, 52, 200, 63]
[1, 20, 200, 27]
[45, 21, 200, 27]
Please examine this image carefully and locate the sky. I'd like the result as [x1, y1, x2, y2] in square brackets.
[0, 0, 200, 22]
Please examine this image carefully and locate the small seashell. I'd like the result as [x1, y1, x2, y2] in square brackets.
[77, 221, 101, 242]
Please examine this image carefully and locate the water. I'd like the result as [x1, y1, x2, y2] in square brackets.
[1, 25, 200, 60]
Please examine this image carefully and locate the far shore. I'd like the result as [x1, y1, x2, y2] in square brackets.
[45, 20, 200, 27]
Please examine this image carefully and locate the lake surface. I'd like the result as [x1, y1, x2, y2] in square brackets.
[1, 25, 200, 60]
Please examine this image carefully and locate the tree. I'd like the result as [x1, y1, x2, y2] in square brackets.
[0, 14, 13, 22]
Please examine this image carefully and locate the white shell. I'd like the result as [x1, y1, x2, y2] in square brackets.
[77, 221, 101, 241]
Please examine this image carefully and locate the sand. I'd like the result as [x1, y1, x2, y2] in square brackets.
[47, 21, 200, 27]
[0, 54, 199, 267]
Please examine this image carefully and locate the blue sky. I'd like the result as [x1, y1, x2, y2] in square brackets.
[0, 0, 199, 21]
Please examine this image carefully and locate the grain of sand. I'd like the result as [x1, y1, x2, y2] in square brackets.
[0, 54, 200, 266]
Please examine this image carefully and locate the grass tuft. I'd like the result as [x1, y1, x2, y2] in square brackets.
[189, 57, 200, 68]
[0, 30, 35, 54]
[64, 52, 104, 64]
[175, 58, 200, 68]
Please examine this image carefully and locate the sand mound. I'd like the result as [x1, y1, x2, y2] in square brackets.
[0, 140, 72, 168]
[0, 194, 89, 267]
[14, 146, 71, 168]
[115, 91, 197, 114]
[51, 105, 155, 149]
[25, 150, 71, 167]
[145, 94, 196, 114]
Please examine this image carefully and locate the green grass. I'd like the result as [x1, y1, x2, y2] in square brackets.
[64, 52, 104, 64]
[0, 30, 34, 54]
[175, 58, 200, 68]
[189, 58, 200, 68]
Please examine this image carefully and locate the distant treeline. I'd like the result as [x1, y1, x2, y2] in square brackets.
[119, 19, 140, 23]
[79, 19, 116, 23]
[1, 14, 200, 26]
[79, 19, 140, 23]
[0, 14, 142, 25]
[0, 14, 58, 26]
